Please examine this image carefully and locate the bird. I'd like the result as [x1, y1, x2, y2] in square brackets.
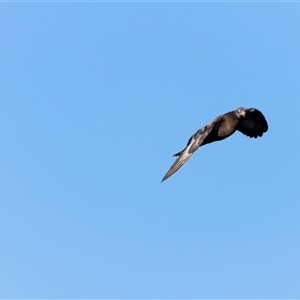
[161, 107, 268, 182]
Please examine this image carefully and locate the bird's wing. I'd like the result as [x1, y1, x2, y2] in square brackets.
[161, 116, 223, 182]
[236, 108, 268, 138]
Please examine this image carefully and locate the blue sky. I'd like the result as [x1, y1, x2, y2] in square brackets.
[1, 2, 300, 298]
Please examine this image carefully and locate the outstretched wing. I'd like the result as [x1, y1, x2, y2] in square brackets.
[236, 108, 268, 138]
[161, 116, 223, 182]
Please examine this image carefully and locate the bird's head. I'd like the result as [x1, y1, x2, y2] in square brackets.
[235, 107, 246, 118]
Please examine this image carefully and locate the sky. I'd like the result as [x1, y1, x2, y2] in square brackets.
[1, 2, 300, 299]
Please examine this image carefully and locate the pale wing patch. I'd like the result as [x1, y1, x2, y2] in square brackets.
[161, 149, 194, 182]
[161, 120, 218, 182]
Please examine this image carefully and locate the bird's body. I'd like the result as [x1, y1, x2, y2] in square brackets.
[161, 107, 268, 182]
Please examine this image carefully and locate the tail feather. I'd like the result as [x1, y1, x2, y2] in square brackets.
[173, 149, 184, 157]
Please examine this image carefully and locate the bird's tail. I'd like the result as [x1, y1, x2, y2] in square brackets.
[173, 149, 184, 157]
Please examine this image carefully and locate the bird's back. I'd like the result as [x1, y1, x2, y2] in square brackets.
[201, 111, 238, 146]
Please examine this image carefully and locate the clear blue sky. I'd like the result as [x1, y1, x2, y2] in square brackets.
[1, 2, 300, 298]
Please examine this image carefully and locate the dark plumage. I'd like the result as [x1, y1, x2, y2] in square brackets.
[161, 107, 268, 182]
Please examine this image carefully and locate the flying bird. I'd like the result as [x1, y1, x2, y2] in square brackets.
[161, 107, 268, 182]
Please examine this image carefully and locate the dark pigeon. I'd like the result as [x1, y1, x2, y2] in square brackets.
[161, 107, 268, 182]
